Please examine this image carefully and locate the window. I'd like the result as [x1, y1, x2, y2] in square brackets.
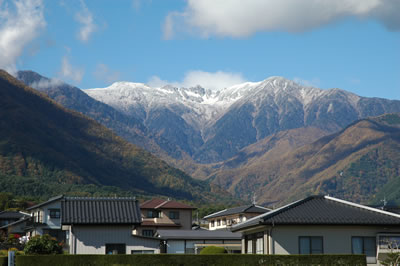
[379, 235, 400, 249]
[142, 230, 154, 237]
[246, 232, 264, 254]
[299, 236, 323, 254]
[131, 250, 154, 254]
[352, 237, 376, 264]
[217, 219, 221, 226]
[106, 244, 126, 254]
[146, 210, 161, 218]
[169, 211, 179, 219]
[222, 218, 226, 225]
[211, 220, 215, 227]
[49, 209, 60, 219]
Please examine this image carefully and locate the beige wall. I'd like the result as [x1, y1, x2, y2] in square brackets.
[67, 225, 160, 254]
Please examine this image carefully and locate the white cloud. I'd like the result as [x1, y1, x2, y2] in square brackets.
[293, 77, 321, 87]
[164, 0, 400, 38]
[75, 0, 97, 43]
[0, 0, 45, 72]
[59, 56, 84, 83]
[29, 78, 63, 90]
[148, 70, 247, 90]
[93, 63, 120, 84]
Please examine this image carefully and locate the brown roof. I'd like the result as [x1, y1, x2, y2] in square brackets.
[140, 198, 196, 210]
[141, 220, 181, 227]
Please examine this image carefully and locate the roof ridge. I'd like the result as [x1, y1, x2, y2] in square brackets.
[203, 208, 228, 219]
[154, 200, 168, 209]
[232, 197, 309, 231]
[325, 196, 400, 219]
[64, 197, 137, 200]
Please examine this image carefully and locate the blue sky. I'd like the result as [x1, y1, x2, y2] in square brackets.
[1, 0, 399, 99]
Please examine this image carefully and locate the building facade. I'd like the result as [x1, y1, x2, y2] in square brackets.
[204, 204, 270, 230]
[232, 195, 400, 265]
[136, 198, 196, 237]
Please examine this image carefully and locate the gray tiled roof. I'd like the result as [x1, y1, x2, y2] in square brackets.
[203, 204, 270, 219]
[0, 211, 27, 220]
[232, 195, 400, 232]
[156, 229, 241, 240]
[61, 197, 141, 225]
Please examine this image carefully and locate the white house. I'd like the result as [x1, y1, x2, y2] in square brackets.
[25, 195, 64, 241]
[203, 204, 270, 230]
[231, 195, 400, 265]
[61, 197, 160, 254]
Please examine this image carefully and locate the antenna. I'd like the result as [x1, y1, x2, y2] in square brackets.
[381, 196, 387, 210]
[252, 193, 256, 205]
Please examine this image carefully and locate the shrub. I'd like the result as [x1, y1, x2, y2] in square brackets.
[199, 246, 227, 254]
[23, 235, 63, 255]
[15, 254, 367, 266]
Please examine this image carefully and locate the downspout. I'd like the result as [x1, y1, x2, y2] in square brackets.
[269, 221, 275, 255]
[71, 224, 76, 255]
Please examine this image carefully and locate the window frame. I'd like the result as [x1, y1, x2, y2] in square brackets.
[105, 243, 126, 254]
[49, 209, 61, 219]
[142, 229, 154, 237]
[169, 211, 179, 220]
[298, 236, 324, 254]
[146, 210, 161, 218]
[351, 236, 377, 264]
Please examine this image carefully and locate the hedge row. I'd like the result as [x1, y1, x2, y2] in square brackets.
[0, 256, 6, 266]
[16, 254, 366, 266]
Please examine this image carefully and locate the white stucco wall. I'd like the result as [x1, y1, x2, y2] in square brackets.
[68, 225, 160, 254]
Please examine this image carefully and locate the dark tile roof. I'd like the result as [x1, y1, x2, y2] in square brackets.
[156, 229, 241, 240]
[26, 195, 64, 210]
[0, 216, 31, 230]
[141, 221, 181, 227]
[61, 197, 141, 225]
[232, 195, 400, 232]
[140, 198, 196, 210]
[0, 211, 28, 220]
[204, 204, 270, 219]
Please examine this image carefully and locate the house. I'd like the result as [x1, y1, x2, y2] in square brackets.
[61, 196, 160, 254]
[0, 211, 29, 227]
[135, 198, 196, 237]
[156, 229, 242, 254]
[25, 195, 65, 242]
[0, 211, 30, 236]
[204, 204, 270, 230]
[231, 195, 400, 265]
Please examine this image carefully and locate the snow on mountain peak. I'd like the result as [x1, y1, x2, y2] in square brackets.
[83, 76, 361, 130]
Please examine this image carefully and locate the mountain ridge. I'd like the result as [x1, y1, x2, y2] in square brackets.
[1, 69, 237, 204]
[84, 76, 400, 163]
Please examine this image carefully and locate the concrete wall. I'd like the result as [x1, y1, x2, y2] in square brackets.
[68, 225, 160, 254]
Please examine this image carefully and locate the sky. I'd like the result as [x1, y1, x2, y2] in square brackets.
[1, 0, 399, 99]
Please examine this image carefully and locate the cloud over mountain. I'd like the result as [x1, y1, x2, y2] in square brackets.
[164, 0, 400, 39]
[148, 70, 247, 90]
[0, 0, 45, 72]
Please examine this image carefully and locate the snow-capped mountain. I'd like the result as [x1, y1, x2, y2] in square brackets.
[84, 76, 400, 162]
[85, 77, 325, 130]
